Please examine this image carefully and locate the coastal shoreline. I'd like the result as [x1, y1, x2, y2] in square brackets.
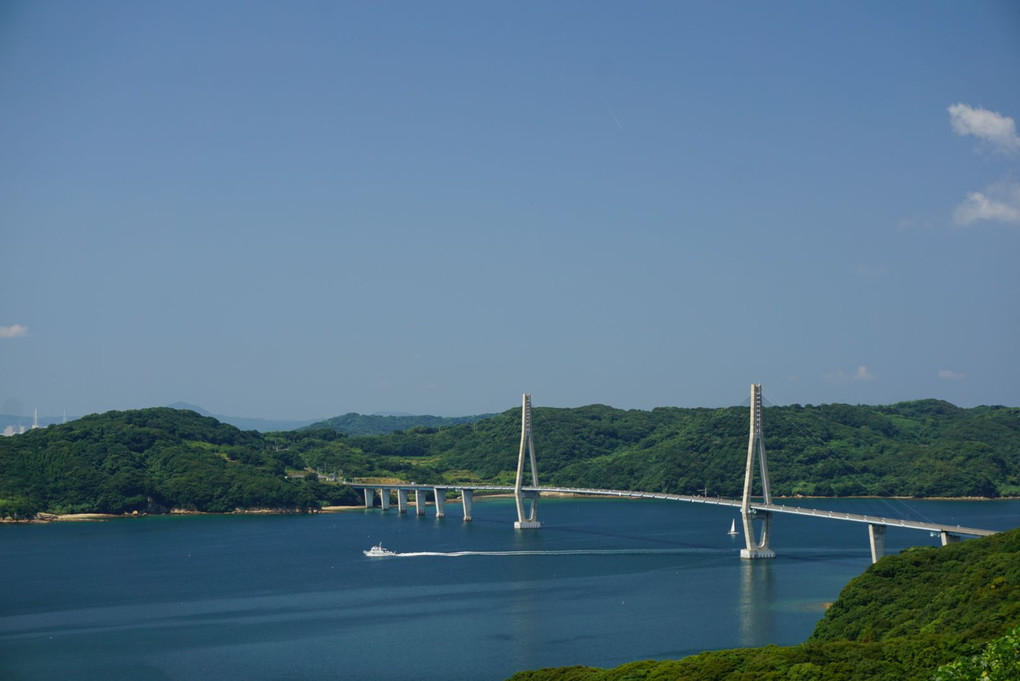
[4, 494, 1015, 524]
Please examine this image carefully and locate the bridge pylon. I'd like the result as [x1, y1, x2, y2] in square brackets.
[740, 384, 775, 559]
[514, 393, 541, 529]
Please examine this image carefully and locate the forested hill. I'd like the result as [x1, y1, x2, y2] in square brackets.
[2, 399, 1019, 519]
[302, 412, 494, 436]
[0, 408, 360, 518]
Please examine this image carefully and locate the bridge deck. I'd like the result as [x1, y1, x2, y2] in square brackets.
[359, 483, 998, 538]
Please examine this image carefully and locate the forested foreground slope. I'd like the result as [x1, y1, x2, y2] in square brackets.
[1, 399, 1018, 518]
[508, 529, 1020, 681]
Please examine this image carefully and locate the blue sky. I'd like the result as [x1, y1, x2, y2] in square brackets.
[2, 1, 1019, 420]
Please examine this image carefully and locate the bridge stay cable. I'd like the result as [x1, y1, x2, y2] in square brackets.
[758, 385, 938, 527]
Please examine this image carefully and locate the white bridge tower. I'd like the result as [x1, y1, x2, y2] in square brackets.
[514, 393, 541, 529]
[740, 384, 775, 559]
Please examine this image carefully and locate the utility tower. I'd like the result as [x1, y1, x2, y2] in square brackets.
[740, 384, 775, 559]
[514, 393, 541, 529]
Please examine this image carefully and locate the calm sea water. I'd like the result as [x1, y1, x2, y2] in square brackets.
[1, 497, 1017, 681]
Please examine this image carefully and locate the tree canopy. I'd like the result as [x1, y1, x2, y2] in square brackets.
[0, 408, 360, 517]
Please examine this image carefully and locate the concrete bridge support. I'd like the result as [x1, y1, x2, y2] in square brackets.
[514, 394, 542, 530]
[940, 530, 961, 546]
[363, 488, 375, 509]
[869, 523, 887, 564]
[461, 489, 473, 521]
[741, 384, 775, 559]
[397, 489, 408, 513]
[515, 491, 541, 530]
[379, 489, 390, 511]
[741, 511, 775, 559]
[434, 488, 446, 518]
[415, 488, 427, 516]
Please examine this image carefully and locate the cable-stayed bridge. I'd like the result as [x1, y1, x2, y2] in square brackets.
[355, 387, 999, 563]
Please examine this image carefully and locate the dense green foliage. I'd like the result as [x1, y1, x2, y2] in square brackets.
[507, 529, 1020, 681]
[932, 627, 1020, 681]
[0, 408, 360, 517]
[811, 530, 1020, 646]
[302, 411, 493, 436]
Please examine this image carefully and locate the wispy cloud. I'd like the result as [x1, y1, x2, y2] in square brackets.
[824, 365, 876, 385]
[954, 180, 1020, 226]
[0, 324, 28, 339]
[938, 369, 965, 381]
[948, 103, 1020, 155]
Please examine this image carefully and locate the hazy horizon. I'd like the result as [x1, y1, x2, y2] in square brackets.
[2, 390, 1014, 427]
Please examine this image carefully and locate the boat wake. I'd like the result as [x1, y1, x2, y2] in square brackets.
[388, 548, 712, 558]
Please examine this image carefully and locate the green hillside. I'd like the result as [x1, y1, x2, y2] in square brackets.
[507, 528, 1020, 681]
[0, 408, 360, 518]
[302, 411, 494, 436]
[2, 399, 1019, 519]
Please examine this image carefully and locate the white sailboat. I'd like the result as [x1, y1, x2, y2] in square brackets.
[728, 519, 739, 535]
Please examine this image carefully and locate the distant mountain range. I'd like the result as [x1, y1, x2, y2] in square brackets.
[300, 411, 495, 436]
[2, 404, 489, 435]
[165, 403, 492, 435]
[165, 403, 320, 432]
[1, 408, 312, 435]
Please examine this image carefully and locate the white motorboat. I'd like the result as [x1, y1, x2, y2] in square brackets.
[363, 543, 397, 558]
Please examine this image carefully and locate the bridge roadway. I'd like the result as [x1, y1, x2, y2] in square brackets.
[356, 483, 998, 539]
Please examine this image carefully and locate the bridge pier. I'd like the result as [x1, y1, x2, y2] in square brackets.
[415, 488, 427, 516]
[397, 489, 408, 513]
[740, 385, 774, 559]
[379, 489, 390, 511]
[363, 488, 375, 509]
[869, 523, 887, 564]
[514, 491, 542, 530]
[940, 530, 961, 546]
[740, 510, 775, 559]
[461, 489, 473, 521]
[434, 488, 446, 518]
[514, 394, 542, 529]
